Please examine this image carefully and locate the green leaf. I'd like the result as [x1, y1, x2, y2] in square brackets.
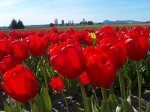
[41, 88, 52, 112]
[31, 103, 40, 112]
[34, 94, 44, 108]
[90, 95, 101, 112]
[125, 100, 134, 112]
[30, 95, 45, 112]
[108, 87, 118, 110]
[4, 101, 12, 112]
[80, 82, 91, 112]
[35, 60, 41, 77]
[16, 101, 22, 112]
[76, 106, 85, 112]
[100, 100, 105, 112]
[146, 102, 150, 112]
[4, 97, 15, 112]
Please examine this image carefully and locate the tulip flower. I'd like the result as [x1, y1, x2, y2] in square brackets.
[96, 26, 116, 42]
[125, 30, 149, 61]
[49, 77, 64, 91]
[86, 54, 116, 88]
[0, 40, 13, 60]
[1, 64, 38, 103]
[28, 37, 48, 56]
[79, 72, 90, 86]
[11, 40, 29, 61]
[49, 76, 69, 112]
[49, 41, 86, 79]
[0, 55, 21, 75]
[97, 38, 127, 68]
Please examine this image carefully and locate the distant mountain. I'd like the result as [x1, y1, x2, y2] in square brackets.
[103, 20, 142, 24]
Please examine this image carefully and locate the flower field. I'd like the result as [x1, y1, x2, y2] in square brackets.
[0, 25, 150, 112]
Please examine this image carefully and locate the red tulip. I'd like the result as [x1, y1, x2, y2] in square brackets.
[51, 27, 59, 33]
[49, 77, 64, 91]
[125, 36, 148, 61]
[44, 32, 59, 43]
[28, 37, 48, 56]
[122, 26, 127, 32]
[73, 30, 92, 46]
[1, 64, 38, 103]
[0, 55, 21, 75]
[35, 29, 45, 37]
[0, 32, 7, 40]
[97, 38, 127, 68]
[0, 40, 13, 60]
[114, 26, 119, 33]
[96, 26, 116, 42]
[50, 41, 86, 79]
[59, 32, 70, 42]
[11, 40, 29, 61]
[79, 72, 90, 86]
[86, 54, 116, 88]
[8, 31, 23, 40]
[82, 46, 101, 61]
[49, 33, 59, 43]
[124, 27, 149, 61]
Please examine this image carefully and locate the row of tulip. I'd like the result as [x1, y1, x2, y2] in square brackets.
[0, 25, 150, 112]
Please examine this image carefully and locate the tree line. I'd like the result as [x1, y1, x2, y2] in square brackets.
[9, 19, 25, 29]
[9, 18, 94, 29]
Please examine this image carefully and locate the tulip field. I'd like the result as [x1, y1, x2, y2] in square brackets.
[0, 25, 150, 112]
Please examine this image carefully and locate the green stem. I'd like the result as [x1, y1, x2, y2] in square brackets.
[41, 57, 48, 91]
[8, 96, 15, 112]
[16, 101, 22, 112]
[62, 92, 69, 112]
[118, 71, 127, 112]
[136, 62, 142, 112]
[32, 99, 44, 112]
[90, 84, 99, 105]
[79, 82, 90, 112]
[101, 88, 110, 112]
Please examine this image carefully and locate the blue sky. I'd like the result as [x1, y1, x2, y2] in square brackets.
[0, 0, 150, 26]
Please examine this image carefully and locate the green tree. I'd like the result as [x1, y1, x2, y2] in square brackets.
[50, 23, 54, 27]
[87, 21, 94, 25]
[17, 19, 25, 29]
[9, 19, 17, 29]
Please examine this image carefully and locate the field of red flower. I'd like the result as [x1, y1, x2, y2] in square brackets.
[0, 25, 150, 112]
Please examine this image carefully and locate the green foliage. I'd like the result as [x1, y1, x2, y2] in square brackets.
[142, 53, 150, 85]
[49, 23, 54, 27]
[17, 19, 25, 29]
[9, 19, 25, 29]
[65, 79, 80, 94]
[146, 102, 150, 112]
[90, 95, 101, 112]
[80, 82, 91, 112]
[9, 19, 18, 29]
[87, 21, 94, 25]
[30, 88, 52, 112]
[108, 87, 118, 110]
[41, 88, 52, 112]
[4, 101, 12, 112]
